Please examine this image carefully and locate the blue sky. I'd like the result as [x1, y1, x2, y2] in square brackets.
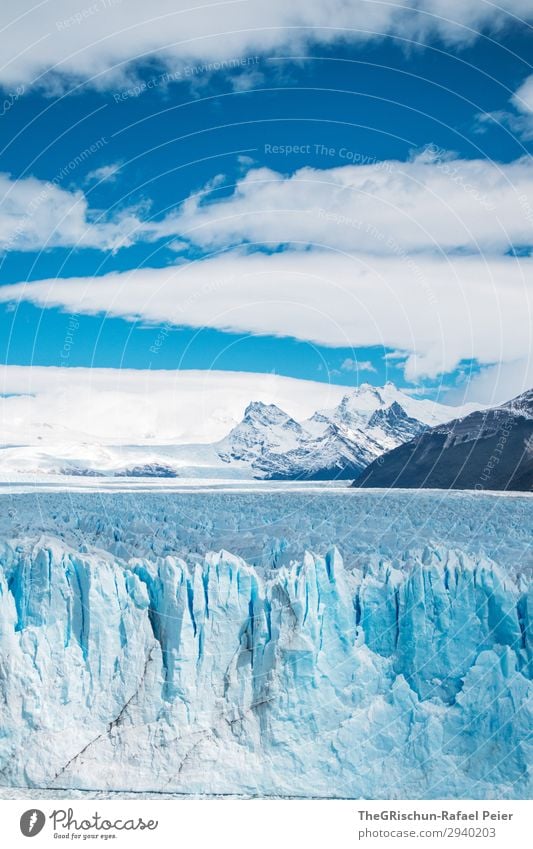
[0, 1, 532, 406]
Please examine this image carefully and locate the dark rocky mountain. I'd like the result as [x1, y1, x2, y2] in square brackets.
[353, 389, 533, 492]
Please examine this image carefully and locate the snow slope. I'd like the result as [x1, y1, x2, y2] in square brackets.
[0, 489, 530, 799]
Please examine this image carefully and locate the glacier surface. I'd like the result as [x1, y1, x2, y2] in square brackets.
[0, 488, 531, 799]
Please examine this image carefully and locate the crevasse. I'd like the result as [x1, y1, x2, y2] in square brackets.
[0, 539, 530, 798]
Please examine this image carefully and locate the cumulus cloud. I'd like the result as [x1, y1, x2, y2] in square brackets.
[512, 74, 533, 114]
[0, 251, 531, 380]
[144, 154, 533, 255]
[340, 358, 376, 373]
[84, 162, 123, 184]
[509, 74, 533, 139]
[0, 171, 141, 252]
[448, 357, 533, 406]
[0, 1, 532, 89]
[0, 366, 350, 444]
[5, 153, 533, 256]
[477, 73, 533, 141]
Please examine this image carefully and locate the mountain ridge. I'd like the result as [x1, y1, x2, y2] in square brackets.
[213, 383, 476, 480]
[0, 383, 481, 480]
[353, 387, 533, 492]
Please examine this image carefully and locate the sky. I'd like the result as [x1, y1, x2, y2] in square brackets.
[0, 0, 532, 418]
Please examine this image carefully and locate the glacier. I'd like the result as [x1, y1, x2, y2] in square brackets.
[0, 487, 531, 799]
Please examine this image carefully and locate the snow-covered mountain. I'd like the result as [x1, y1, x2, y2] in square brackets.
[313, 381, 457, 430]
[215, 383, 477, 479]
[0, 382, 479, 479]
[215, 399, 371, 479]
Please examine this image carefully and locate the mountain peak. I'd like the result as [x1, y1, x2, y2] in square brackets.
[502, 387, 533, 420]
[244, 400, 271, 415]
[376, 400, 408, 419]
[356, 382, 383, 396]
[243, 400, 290, 422]
[338, 384, 384, 415]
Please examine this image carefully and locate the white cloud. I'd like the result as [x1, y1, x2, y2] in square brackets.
[384, 350, 408, 360]
[0, 171, 140, 252]
[1, 1, 532, 89]
[144, 154, 533, 255]
[0, 250, 531, 380]
[448, 357, 533, 407]
[477, 73, 533, 140]
[229, 68, 266, 92]
[512, 74, 533, 116]
[341, 358, 376, 373]
[0, 366, 350, 445]
[167, 238, 190, 253]
[85, 162, 123, 184]
[5, 152, 532, 255]
[508, 74, 533, 139]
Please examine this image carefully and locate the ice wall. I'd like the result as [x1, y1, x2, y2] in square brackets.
[0, 537, 530, 798]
